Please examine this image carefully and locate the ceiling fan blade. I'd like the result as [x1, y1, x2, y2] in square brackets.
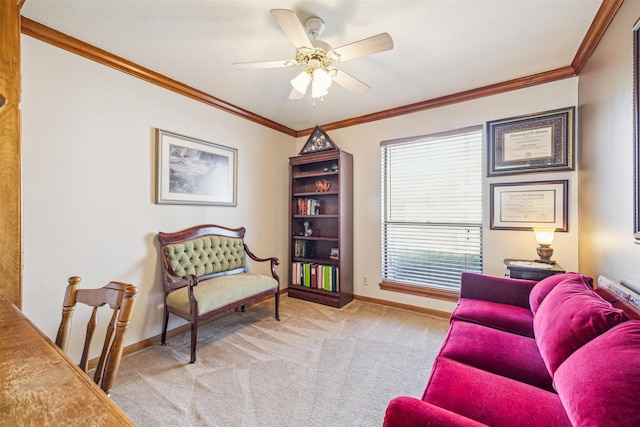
[332, 33, 394, 62]
[270, 9, 312, 49]
[289, 88, 306, 100]
[233, 60, 290, 70]
[332, 69, 372, 96]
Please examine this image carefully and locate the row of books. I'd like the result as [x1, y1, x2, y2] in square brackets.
[292, 262, 339, 292]
[293, 240, 312, 257]
[296, 198, 321, 215]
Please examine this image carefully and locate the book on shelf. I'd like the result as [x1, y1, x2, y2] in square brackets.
[291, 261, 339, 292]
[297, 198, 321, 215]
[294, 240, 311, 257]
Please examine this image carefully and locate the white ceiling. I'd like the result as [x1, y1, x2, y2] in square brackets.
[21, 0, 602, 132]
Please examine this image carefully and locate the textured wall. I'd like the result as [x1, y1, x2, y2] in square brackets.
[577, 1, 640, 293]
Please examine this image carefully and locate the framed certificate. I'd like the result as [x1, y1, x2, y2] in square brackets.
[490, 180, 568, 231]
[634, 19, 640, 241]
[487, 107, 575, 176]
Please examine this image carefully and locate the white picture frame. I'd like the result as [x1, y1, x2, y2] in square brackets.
[155, 129, 237, 206]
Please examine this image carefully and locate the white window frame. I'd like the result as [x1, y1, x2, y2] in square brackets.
[380, 126, 483, 301]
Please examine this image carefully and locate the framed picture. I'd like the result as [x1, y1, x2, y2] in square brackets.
[155, 129, 237, 206]
[487, 107, 575, 176]
[634, 19, 640, 241]
[490, 180, 568, 231]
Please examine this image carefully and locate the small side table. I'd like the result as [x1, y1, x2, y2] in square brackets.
[504, 258, 565, 281]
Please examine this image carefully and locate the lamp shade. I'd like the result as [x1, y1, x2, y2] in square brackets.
[533, 228, 555, 246]
[291, 71, 311, 94]
[311, 68, 332, 98]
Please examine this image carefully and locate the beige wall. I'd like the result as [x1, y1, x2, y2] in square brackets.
[20, 36, 294, 361]
[299, 78, 580, 313]
[578, 1, 640, 294]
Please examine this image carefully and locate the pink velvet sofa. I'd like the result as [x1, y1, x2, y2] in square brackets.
[383, 271, 640, 427]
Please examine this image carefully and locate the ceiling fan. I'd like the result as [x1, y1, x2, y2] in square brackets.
[233, 9, 394, 103]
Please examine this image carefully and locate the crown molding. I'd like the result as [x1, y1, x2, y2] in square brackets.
[571, 0, 624, 74]
[21, 0, 623, 138]
[20, 17, 297, 137]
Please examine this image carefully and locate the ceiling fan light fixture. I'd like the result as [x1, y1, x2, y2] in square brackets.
[235, 10, 394, 104]
[312, 68, 332, 98]
[311, 82, 328, 98]
[291, 71, 311, 94]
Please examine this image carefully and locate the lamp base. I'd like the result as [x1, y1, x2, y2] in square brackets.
[536, 246, 555, 264]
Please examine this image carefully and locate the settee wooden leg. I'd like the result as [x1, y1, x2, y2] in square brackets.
[161, 308, 169, 345]
[275, 292, 280, 321]
[241, 305, 245, 312]
[190, 320, 198, 363]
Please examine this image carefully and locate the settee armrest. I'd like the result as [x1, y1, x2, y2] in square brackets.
[460, 272, 537, 309]
[244, 243, 280, 282]
[384, 396, 488, 427]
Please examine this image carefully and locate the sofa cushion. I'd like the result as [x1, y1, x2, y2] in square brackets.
[166, 273, 278, 315]
[554, 321, 640, 426]
[529, 272, 593, 315]
[534, 279, 629, 375]
[439, 320, 553, 391]
[451, 298, 534, 337]
[423, 357, 572, 427]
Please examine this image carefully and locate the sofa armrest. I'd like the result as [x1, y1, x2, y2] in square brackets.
[244, 243, 280, 283]
[384, 396, 488, 427]
[460, 272, 537, 309]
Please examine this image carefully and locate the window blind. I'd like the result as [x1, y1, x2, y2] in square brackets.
[381, 127, 483, 291]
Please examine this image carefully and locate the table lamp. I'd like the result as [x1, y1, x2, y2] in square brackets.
[533, 228, 555, 264]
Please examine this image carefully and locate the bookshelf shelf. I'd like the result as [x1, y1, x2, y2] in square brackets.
[288, 149, 353, 308]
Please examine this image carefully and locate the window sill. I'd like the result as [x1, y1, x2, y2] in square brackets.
[379, 280, 460, 303]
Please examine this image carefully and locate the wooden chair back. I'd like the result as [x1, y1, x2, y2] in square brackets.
[55, 276, 137, 395]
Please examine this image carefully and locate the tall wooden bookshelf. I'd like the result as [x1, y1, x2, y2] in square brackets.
[288, 148, 353, 308]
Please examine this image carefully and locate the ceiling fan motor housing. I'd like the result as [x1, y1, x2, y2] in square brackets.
[304, 17, 325, 39]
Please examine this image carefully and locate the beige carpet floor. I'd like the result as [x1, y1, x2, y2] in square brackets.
[110, 295, 449, 427]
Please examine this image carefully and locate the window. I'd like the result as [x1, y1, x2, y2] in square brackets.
[381, 126, 483, 300]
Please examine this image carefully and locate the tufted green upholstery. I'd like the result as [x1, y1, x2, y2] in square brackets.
[165, 236, 245, 277]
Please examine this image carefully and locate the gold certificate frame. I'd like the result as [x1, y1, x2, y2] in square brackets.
[487, 107, 575, 176]
[490, 180, 568, 231]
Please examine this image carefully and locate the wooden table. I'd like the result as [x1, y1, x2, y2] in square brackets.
[504, 258, 566, 281]
[0, 297, 135, 426]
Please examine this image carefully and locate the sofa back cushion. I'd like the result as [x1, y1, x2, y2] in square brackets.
[553, 321, 640, 426]
[529, 272, 593, 315]
[534, 279, 628, 376]
[164, 236, 246, 278]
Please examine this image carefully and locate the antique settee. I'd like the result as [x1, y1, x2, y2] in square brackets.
[158, 224, 280, 363]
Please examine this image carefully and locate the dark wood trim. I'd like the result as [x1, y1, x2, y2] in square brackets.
[19, 17, 297, 137]
[571, 0, 624, 74]
[296, 66, 576, 136]
[353, 294, 451, 319]
[379, 280, 460, 303]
